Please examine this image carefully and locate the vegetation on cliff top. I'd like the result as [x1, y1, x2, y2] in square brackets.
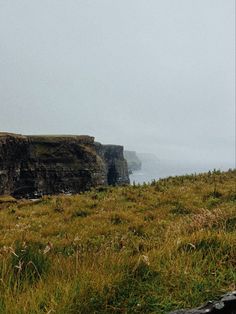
[0, 170, 235, 313]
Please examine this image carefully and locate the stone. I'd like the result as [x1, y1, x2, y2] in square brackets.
[169, 291, 236, 314]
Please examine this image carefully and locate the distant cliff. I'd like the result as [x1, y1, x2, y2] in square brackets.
[124, 150, 142, 173]
[0, 133, 129, 198]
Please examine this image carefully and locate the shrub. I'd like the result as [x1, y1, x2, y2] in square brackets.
[72, 210, 89, 218]
[204, 190, 223, 200]
[225, 217, 236, 232]
[170, 202, 191, 215]
[206, 197, 221, 208]
[226, 192, 236, 202]
[110, 214, 124, 225]
[128, 225, 146, 237]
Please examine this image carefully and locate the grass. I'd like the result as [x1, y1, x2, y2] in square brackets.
[0, 169, 235, 313]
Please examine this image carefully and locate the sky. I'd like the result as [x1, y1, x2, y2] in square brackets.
[0, 0, 235, 169]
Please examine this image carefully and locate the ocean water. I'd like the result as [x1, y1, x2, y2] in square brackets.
[129, 157, 234, 184]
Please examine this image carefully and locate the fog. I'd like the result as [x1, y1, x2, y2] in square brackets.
[0, 0, 235, 174]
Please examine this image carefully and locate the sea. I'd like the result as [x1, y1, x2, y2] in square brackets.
[129, 154, 234, 184]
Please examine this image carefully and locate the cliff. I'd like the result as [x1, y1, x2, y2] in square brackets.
[0, 133, 129, 198]
[124, 150, 142, 173]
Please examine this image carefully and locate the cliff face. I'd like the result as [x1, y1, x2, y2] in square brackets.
[96, 144, 130, 185]
[124, 150, 142, 173]
[0, 133, 129, 198]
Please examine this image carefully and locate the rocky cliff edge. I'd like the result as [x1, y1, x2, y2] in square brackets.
[0, 133, 129, 198]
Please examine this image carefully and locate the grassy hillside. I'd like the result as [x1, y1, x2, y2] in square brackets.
[0, 170, 235, 313]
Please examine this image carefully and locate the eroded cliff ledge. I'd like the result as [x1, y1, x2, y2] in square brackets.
[0, 133, 129, 198]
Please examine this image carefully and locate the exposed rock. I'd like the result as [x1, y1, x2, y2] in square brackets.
[169, 291, 236, 314]
[0, 133, 129, 198]
[124, 150, 142, 174]
[98, 144, 130, 185]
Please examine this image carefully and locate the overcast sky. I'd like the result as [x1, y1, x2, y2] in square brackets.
[0, 0, 235, 168]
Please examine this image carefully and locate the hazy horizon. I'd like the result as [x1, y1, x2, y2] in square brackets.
[0, 0, 235, 169]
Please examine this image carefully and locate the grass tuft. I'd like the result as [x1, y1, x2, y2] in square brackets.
[10, 242, 50, 286]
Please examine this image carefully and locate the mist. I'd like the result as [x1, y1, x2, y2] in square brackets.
[0, 0, 235, 174]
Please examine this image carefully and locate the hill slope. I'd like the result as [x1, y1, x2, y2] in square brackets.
[0, 170, 235, 313]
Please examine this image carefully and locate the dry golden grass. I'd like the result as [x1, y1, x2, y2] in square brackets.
[0, 169, 235, 313]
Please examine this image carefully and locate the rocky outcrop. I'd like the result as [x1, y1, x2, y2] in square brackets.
[97, 144, 131, 185]
[0, 133, 129, 198]
[169, 291, 236, 314]
[124, 151, 142, 174]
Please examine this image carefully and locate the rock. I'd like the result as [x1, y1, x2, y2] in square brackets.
[98, 144, 130, 185]
[169, 291, 236, 314]
[0, 133, 129, 198]
[124, 150, 142, 173]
